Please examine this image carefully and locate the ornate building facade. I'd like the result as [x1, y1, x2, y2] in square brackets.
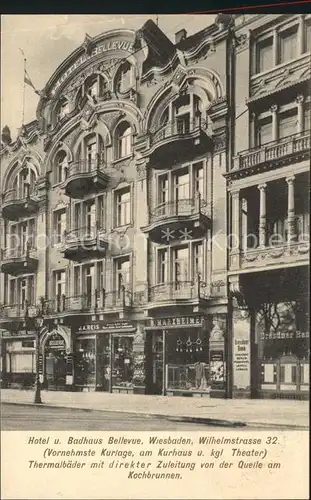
[0, 14, 309, 399]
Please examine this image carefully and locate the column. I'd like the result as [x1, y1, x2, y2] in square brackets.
[258, 184, 267, 248]
[296, 95, 304, 134]
[286, 176, 296, 243]
[231, 191, 241, 253]
[270, 105, 278, 141]
[241, 198, 248, 252]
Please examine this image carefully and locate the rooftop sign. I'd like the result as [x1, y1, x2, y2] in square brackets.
[51, 39, 134, 95]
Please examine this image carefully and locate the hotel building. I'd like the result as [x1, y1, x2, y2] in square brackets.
[0, 14, 309, 399]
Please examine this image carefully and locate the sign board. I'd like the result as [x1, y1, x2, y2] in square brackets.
[51, 39, 134, 94]
[46, 334, 66, 351]
[76, 321, 135, 333]
[233, 319, 251, 390]
[147, 316, 204, 328]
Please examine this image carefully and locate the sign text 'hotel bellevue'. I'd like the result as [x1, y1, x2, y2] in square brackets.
[51, 39, 134, 94]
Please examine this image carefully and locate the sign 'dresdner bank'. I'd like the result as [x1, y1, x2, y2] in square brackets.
[51, 39, 134, 94]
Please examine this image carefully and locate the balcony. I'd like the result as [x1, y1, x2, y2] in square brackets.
[0, 245, 38, 276]
[62, 225, 108, 262]
[1, 185, 38, 221]
[141, 196, 211, 244]
[147, 280, 209, 312]
[147, 119, 213, 164]
[63, 158, 109, 199]
[43, 288, 133, 317]
[232, 239, 310, 272]
[229, 131, 310, 180]
[0, 302, 35, 326]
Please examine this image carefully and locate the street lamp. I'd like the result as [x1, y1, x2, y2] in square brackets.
[27, 303, 44, 404]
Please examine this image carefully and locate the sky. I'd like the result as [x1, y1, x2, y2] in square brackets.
[1, 14, 216, 141]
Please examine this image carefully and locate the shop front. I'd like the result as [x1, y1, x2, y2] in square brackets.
[1, 330, 36, 389]
[145, 314, 226, 397]
[40, 327, 73, 391]
[73, 320, 144, 393]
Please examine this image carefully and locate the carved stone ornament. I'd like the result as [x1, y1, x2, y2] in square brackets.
[210, 322, 224, 342]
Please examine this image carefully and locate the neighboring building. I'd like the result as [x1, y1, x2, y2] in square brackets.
[0, 14, 309, 399]
[227, 14, 310, 399]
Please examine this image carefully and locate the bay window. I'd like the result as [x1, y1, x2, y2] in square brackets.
[156, 241, 204, 285]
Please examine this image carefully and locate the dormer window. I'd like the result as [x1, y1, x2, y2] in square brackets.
[116, 61, 134, 93]
[84, 74, 107, 100]
[115, 122, 133, 159]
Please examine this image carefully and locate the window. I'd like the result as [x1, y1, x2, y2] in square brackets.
[158, 249, 168, 284]
[256, 37, 273, 73]
[193, 242, 203, 278]
[278, 26, 298, 64]
[304, 102, 310, 131]
[116, 122, 132, 158]
[53, 209, 66, 243]
[86, 136, 97, 169]
[85, 201, 96, 235]
[304, 21, 311, 53]
[55, 151, 68, 184]
[115, 257, 130, 293]
[173, 247, 189, 283]
[13, 164, 36, 198]
[116, 61, 133, 93]
[256, 117, 272, 146]
[193, 162, 204, 198]
[85, 75, 107, 99]
[8, 276, 35, 307]
[115, 187, 131, 226]
[53, 270, 66, 297]
[74, 267, 81, 296]
[278, 109, 297, 138]
[173, 170, 190, 207]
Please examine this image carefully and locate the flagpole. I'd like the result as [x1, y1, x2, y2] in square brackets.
[19, 49, 26, 126]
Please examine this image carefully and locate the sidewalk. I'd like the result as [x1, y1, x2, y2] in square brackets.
[1, 389, 309, 429]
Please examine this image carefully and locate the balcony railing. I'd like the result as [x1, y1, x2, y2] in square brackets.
[64, 225, 107, 244]
[2, 184, 37, 205]
[150, 196, 210, 223]
[148, 280, 209, 303]
[43, 288, 133, 315]
[150, 118, 210, 146]
[1, 243, 36, 261]
[0, 302, 35, 320]
[234, 131, 310, 171]
[65, 157, 107, 178]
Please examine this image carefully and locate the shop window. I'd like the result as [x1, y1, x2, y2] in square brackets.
[278, 25, 298, 64]
[115, 122, 132, 159]
[54, 150, 68, 184]
[256, 37, 273, 73]
[278, 109, 298, 139]
[111, 337, 134, 388]
[75, 338, 96, 387]
[53, 209, 66, 244]
[115, 187, 131, 226]
[256, 117, 272, 146]
[166, 329, 210, 392]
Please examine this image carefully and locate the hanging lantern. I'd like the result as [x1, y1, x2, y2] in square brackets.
[186, 337, 192, 353]
[196, 338, 203, 352]
[176, 338, 183, 352]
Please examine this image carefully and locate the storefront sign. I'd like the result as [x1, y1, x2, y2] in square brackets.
[76, 321, 135, 333]
[233, 320, 251, 390]
[1, 330, 36, 338]
[46, 334, 66, 350]
[148, 316, 204, 328]
[51, 39, 134, 94]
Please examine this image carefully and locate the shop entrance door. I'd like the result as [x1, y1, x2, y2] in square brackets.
[44, 334, 67, 391]
[146, 331, 163, 395]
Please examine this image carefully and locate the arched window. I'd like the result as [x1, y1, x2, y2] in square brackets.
[76, 133, 105, 171]
[116, 61, 134, 93]
[84, 74, 107, 100]
[55, 151, 68, 184]
[115, 122, 132, 159]
[12, 160, 36, 197]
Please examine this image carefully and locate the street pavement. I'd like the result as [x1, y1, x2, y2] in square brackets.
[1, 404, 282, 431]
[1, 389, 309, 429]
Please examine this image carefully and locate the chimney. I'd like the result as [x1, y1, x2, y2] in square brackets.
[175, 29, 187, 44]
